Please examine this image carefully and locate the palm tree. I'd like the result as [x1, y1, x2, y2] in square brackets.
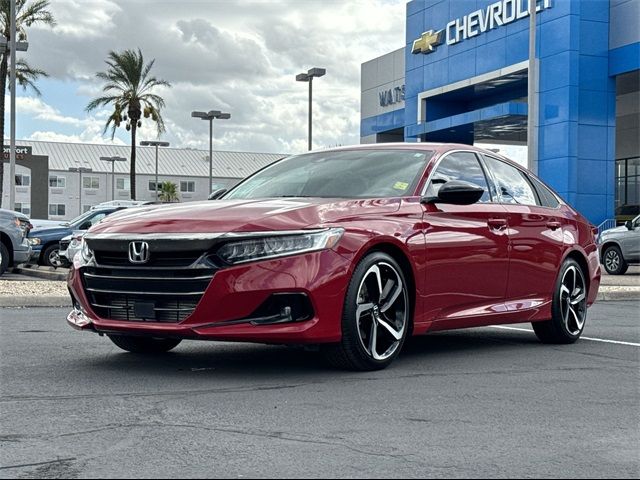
[87, 49, 171, 200]
[0, 0, 54, 205]
[158, 181, 179, 203]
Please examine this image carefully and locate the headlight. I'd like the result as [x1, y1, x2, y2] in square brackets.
[80, 238, 94, 263]
[28, 237, 41, 246]
[216, 228, 344, 265]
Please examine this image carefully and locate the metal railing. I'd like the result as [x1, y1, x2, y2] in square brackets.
[597, 219, 617, 235]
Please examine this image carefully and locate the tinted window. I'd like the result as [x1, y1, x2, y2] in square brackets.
[225, 150, 433, 199]
[528, 175, 560, 208]
[483, 156, 538, 205]
[425, 152, 491, 202]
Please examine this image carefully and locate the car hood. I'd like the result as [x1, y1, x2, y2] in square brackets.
[28, 226, 72, 238]
[601, 225, 629, 237]
[89, 197, 403, 234]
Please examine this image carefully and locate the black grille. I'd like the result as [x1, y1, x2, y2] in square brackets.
[82, 266, 216, 323]
[94, 250, 203, 268]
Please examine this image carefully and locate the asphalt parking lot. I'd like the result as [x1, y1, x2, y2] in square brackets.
[1, 302, 638, 478]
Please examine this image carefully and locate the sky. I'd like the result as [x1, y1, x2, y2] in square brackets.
[6, 0, 408, 155]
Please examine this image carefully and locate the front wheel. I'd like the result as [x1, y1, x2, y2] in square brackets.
[532, 259, 588, 344]
[41, 244, 65, 268]
[323, 252, 411, 371]
[0, 242, 9, 276]
[108, 335, 182, 354]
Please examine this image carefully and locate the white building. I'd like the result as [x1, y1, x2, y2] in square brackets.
[2, 140, 284, 220]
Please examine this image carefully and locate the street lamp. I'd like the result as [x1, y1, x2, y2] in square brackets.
[296, 67, 326, 151]
[99, 156, 127, 201]
[68, 167, 93, 216]
[191, 110, 230, 194]
[140, 141, 170, 201]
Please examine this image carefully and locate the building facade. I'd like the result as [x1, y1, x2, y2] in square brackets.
[361, 0, 640, 225]
[2, 140, 283, 221]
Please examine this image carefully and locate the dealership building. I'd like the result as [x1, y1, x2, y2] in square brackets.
[361, 0, 639, 225]
[1, 140, 283, 221]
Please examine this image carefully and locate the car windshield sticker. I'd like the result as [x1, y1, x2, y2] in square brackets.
[393, 181, 409, 191]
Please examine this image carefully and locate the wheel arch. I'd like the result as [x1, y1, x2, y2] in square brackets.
[563, 249, 591, 291]
[599, 240, 622, 262]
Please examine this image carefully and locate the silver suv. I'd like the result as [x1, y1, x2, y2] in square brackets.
[0, 209, 32, 276]
[599, 215, 640, 275]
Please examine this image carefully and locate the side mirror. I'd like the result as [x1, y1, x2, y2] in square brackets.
[208, 188, 228, 200]
[625, 220, 634, 230]
[421, 180, 485, 206]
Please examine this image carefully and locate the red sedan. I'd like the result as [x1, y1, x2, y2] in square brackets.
[67, 144, 601, 370]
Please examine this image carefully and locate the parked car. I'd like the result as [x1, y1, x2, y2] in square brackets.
[0, 209, 32, 276]
[68, 144, 601, 370]
[598, 214, 640, 275]
[59, 231, 86, 265]
[29, 207, 125, 268]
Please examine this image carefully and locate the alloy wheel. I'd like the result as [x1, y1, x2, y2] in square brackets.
[355, 262, 408, 361]
[559, 265, 587, 335]
[604, 249, 620, 272]
[49, 249, 63, 268]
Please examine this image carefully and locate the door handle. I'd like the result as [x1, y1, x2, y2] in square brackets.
[488, 218, 507, 230]
[546, 221, 562, 230]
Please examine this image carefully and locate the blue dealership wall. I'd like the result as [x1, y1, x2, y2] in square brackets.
[404, 0, 623, 224]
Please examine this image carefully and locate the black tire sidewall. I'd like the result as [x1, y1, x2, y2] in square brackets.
[551, 258, 587, 340]
[341, 252, 410, 370]
[602, 245, 627, 275]
[0, 242, 9, 275]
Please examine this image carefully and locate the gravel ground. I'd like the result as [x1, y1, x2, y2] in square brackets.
[0, 280, 67, 297]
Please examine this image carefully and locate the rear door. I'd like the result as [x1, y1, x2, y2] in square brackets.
[422, 151, 510, 323]
[481, 155, 566, 309]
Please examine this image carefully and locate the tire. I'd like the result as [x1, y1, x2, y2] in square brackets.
[323, 252, 411, 371]
[602, 245, 628, 275]
[108, 335, 182, 354]
[532, 259, 588, 344]
[0, 242, 9, 276]
[41, 244, 64, 268]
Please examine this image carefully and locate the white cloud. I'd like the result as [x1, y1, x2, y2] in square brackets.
[15, 0, 407, 154]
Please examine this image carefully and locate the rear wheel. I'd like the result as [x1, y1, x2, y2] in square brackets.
[532, 259, 587, 344]
[0, 242, 9, 276]
[602, 245, 628, 275]
[108, 335, 182, 354]
[323, 252, 410, 371]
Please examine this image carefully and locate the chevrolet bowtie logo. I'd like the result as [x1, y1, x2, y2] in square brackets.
[412, 30, 444, 54]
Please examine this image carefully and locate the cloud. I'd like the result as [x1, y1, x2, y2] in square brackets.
[15, 0, 407, 154]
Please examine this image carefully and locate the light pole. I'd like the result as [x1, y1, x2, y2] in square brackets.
[296, 67, 326, 151]
[3, 0, 29, 211]
[68, 167, 92, 216]
[191, 111, 230, 194]
[527, 0, 538, 174]
[140, 141, 170, 201]
[99, 156, 127, 201]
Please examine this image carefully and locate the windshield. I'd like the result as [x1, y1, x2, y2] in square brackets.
[224, 149, 433, 200]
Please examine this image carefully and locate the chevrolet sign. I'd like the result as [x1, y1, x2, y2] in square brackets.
[412, 0, 552, 54]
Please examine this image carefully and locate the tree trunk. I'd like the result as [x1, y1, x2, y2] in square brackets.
[130, 123, 136, 200]
[0, 53, 8, 208]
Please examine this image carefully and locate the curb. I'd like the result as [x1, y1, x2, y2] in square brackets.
[0, 296, 72, 308]
[13, 266, 69, 282]
[596, 289, 640, 302]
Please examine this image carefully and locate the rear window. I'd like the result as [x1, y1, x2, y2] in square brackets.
[527, 175, 560, 208]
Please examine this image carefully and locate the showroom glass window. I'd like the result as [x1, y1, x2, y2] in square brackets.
[225, 150, 433, 199]
[483, 156, 538, 205]
[424, 152, 492, 202]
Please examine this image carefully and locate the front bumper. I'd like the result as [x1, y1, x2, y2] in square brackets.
[13, 240, 32, 264]
[68, 249, 351, 344]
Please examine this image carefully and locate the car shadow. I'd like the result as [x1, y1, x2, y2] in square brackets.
[82, 327, 540, 380]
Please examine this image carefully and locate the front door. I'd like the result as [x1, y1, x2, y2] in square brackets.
[422, 151, 510, 323]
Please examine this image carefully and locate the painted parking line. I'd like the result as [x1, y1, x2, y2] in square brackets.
[488, 325, 640, 347]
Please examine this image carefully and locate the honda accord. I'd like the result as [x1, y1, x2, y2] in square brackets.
[67, 144, 601, 370]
